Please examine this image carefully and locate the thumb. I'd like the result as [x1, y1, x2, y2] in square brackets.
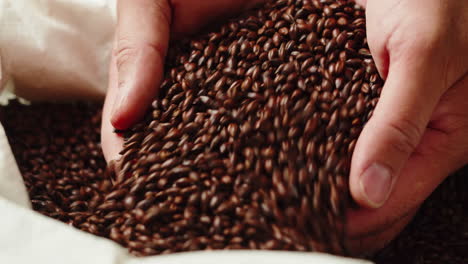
[350, 46, 447, 209]
[111, 0, 171, 130]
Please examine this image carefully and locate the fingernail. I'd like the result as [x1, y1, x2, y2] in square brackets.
[359, 163, 393, 208]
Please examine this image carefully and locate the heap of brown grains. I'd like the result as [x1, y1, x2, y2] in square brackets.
[4, 102, 468, 263]
[3, 0, 385, 257]
[107, 0, 381, 255]
[1, 102, 108, 225]
[1, 5, 468, 263]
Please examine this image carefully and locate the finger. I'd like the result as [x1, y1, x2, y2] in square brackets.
[170, 0, 267, 36]
[350, 44, 448, 209]
[111, 0, 171, 130]
[102, 40, 124, 162]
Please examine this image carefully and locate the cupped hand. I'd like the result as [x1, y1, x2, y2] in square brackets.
[347, 0, 468, 254]
[101, 0, 265, 161]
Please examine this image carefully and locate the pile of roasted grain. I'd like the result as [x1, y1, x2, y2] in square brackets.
[2, 0, 466, 263]
[105, 0, 380, 255]
[3, 101, 468, 262]
[4, 0, 377, 257]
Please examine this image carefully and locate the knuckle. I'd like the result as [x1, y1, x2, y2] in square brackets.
[386, 117, 423, 156]
[113, 38, 138, 71]
[114, 38, 166, 71]
[387, 25, 443, 59]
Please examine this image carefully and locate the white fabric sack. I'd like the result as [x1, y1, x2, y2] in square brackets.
[0, 0, 115, 100]
[0, 0, 371, 263]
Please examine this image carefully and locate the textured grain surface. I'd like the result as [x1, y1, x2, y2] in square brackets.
[2, 101, 468, 263]
[2, 0, 467, 262]
[104, 0, 380, 255]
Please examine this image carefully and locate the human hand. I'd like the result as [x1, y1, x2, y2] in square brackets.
[101, 0, 265, 161]
[347, 0, 468, 254]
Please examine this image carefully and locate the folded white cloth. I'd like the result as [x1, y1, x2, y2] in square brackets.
[0, 0, 116, 100]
